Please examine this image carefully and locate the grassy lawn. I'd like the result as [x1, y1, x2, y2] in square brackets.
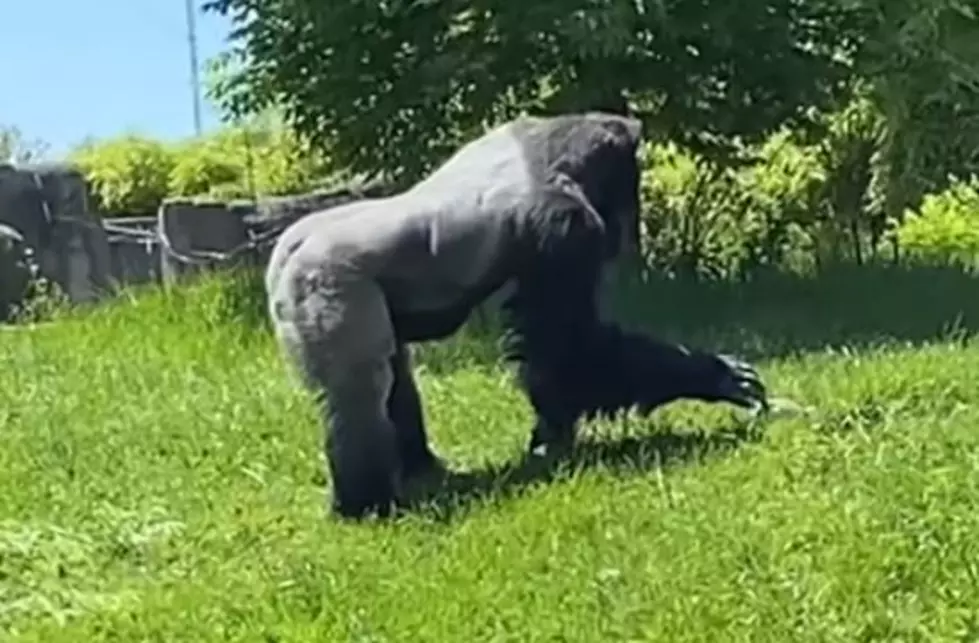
[3, 264, 979, 641]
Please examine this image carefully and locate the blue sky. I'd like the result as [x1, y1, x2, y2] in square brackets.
[1, 0, 235, 158]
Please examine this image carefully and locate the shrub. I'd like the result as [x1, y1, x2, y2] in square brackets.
[639, 142, 752, 279]
[70, 135, 177, 216]
[200, 122, 334, 199]
[12, 267, 70, 324]
[736, 131, 826, 273]
[809, 92, 887, 265]
[638, 132, 825, 280]
[894, 178, 979, 267]
[69, 114, 338, 216]
[167, 139, 241, 198]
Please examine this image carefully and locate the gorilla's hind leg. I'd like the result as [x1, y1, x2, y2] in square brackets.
[387, 344, 442, 479]
[322, 362, 404, 519]
[269, 266, 406, 520]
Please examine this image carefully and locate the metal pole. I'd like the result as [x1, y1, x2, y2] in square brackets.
[184, 0, 203, 135]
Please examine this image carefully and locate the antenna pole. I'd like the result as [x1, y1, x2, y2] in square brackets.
[184, 0, 203, 135]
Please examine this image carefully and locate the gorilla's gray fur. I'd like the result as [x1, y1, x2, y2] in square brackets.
[265, 112, 768, 519]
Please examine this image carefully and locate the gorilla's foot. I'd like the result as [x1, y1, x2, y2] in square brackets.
[399, 454, 452, 504]
[527, 418, 576, 459]
[330, 485, 401, 521]
[400, 445, 445, 481]
[328, 460, 404, 521]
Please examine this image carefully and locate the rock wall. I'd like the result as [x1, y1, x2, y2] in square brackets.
[103, 217, 161, 287]
[0, 166, 377, 321]
[155, 183, 375, 286]
[158, 200, 254, 284]
[0, 223, 30, 321]
[0, 163, 114, 310]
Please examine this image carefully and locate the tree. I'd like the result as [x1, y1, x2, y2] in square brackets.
[856, 0, 979, 223]
[0, 126, 49, 165]
[202, 0, 865, 188]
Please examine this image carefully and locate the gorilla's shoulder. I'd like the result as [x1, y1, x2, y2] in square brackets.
[411, 111, 644, 194]
[509, 112, 643, 153]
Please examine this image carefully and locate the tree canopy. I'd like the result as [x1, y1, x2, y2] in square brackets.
[202, 0, 869, 185]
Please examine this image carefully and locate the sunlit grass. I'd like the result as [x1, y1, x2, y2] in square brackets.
[3, 264, 979, 641]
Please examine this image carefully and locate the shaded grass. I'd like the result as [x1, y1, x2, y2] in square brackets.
[604, 260, 979, 360]
[2, 263, 979, 640]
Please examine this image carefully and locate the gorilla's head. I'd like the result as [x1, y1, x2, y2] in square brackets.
[518, 112, 644, 261]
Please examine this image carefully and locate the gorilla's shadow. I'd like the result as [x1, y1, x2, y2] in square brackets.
[399, 262, 979, 518]
[401, 421, 763, 520]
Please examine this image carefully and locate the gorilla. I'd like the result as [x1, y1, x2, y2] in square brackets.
[265, 111, 769, 520]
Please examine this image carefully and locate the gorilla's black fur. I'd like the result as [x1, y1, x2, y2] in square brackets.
[265, 112, 768, 520]
[499, 218, 765, 454]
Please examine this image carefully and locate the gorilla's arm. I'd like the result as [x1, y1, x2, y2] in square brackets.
[500, 227, 768, 453]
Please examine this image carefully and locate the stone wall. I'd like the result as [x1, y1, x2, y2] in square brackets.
[103, 217, 161, 286]
[0, 223, 30, 320]
[0, 164, 378, 321]
[0, 163, 114, 319]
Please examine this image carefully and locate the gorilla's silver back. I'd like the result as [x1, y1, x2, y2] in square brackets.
[264, 112, 641, 316]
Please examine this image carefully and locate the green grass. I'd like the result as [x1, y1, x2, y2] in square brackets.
[3, 263, 979, 641]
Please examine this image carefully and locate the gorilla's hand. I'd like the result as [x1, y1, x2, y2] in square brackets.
[703, 354, 769, 412]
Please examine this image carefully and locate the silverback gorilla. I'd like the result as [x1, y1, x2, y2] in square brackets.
[265, 112, 769, 519]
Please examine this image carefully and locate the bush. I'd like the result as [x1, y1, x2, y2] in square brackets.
[735, 131, 826, 273]
[639, 142, 750, 279]
[200, 122, 334, 199]
[638, 132, 825, 280]
[167, 139, 241, 198]
[70, 135, 177, 215]
[69, 114, 338, 216]
[808, 92, 888, 265]
[894, 178, 979, 267]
